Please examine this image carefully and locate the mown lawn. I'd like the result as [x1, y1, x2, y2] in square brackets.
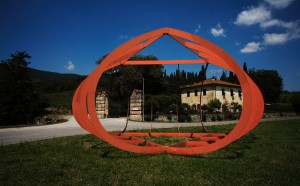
[1, 120, 299, 185]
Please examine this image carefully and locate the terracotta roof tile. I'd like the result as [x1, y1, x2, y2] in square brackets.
[181, 79, 240, 88]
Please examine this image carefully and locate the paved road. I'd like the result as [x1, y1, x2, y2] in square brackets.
[1, 116, 299, 146]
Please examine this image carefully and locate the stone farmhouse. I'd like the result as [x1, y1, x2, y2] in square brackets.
[180, 79, 242, 111]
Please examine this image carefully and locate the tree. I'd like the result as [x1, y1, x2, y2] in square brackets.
[243, 62, 248, 74]
[290, 93, 300, 113]
[248, 68, 283, 102]
[0, 51, 46, 125]
[95, 54, 108, 65]
[227, 71, 238, 84]
[231, 102, 242, 113]
[199, 65, 207, 81]
[222, 100, 229, 113]
[96, 54, 164, 116]
[207, 99, 222, 113]
[220, 71, 227, 81]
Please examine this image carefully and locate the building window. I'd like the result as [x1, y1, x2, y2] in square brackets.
[238, 90, 242, 99]
[203, 89, 206, 96]
[222, 89, 225, 95]
[194, 90, 198, 96]
[222, 88, 226, 99]
[187, 91, 190, 97]
[230, 89, 234, 96]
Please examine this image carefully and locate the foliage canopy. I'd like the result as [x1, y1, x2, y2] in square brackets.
[0, 51, 47, 125]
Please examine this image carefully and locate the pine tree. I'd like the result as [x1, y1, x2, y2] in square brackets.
[220, 71, 227, 81]
[243, 62, 248, 74]
[0, 51, 46, 125]
[198, 65, 207, 81]
[228, 71, 234, 83]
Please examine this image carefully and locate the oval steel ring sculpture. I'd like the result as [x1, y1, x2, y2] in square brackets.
[72, 28, 264, 155]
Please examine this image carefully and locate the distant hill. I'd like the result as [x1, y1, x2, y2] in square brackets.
[26, 68, 86, 93]
[28, 68, 83, 81]
[0, 64, 85, 92]
[0, 64, 83, 81]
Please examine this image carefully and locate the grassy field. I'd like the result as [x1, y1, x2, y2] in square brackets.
[42, 90, 74, 109]
[1, 120, 299, 185]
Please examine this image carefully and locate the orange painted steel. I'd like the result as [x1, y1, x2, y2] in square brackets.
[72, 27, 264, 155]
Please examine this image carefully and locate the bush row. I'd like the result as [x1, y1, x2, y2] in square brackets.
[143, 113, 240, 123]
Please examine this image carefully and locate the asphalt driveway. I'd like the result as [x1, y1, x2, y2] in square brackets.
[1, 116, 299, 146]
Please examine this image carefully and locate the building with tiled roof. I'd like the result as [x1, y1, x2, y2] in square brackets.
[180, 79, 242, 111]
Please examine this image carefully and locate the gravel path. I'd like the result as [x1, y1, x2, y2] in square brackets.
[1, 116, 299, 146]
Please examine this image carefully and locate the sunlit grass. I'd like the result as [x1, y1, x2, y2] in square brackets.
[1, 120, 299, 185]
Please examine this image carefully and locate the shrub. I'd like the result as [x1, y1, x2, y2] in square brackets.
[222, 104, 229, 113]
[229, 115, 238, 120]
[208, 99, 222, 113]
[178, 114, 192, 122]
[211, 115, 216, 122]
[143, 114, 159, 121]
[201, 114, 207, 122]
[178, 115, 185, 122]
[217, 115, 223, 121]
[186, 115, 192, 122]
[290, 94, 300, 113]
[144, 115, 151, 121]
[167, 115, 172, 121]
[201, 104, 209, 111]
[227, 114, 234, 120]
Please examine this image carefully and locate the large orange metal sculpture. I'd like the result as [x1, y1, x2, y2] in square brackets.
[72, 28, 264, 155]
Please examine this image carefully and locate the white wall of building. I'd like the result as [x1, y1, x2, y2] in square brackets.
[181, 85, 243, 108]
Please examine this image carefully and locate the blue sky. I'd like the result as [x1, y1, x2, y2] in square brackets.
[1, 0, 300, 91]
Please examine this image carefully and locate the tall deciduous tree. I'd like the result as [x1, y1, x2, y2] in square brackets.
[0, 51, 46, 125]
[248, 68, 283, 102]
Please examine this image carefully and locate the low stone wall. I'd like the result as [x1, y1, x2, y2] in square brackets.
[263, 112, 297, 118]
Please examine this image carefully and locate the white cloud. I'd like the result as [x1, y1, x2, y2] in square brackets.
[119, 35, 129, 39]
[264, 0, 295, 9]
[286, 21, 300, 40]
[260, 19, 281, 28]
[235, 41, 241, 46]
[234, 6, 271, 26]
[65, 61, 75, 71]
[262, 19, 300, 45]
[235, 3, 300, 48]
[235, 5, 297, 29]
[240, 42, 263, 53]
[260, 19, 299, 29]
[263, 33, 289, 45]
[210, 24, 226, 37]
[194, 24, 201, 33]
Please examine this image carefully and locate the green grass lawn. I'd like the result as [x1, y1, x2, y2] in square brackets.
[1, 120, 300, 185]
